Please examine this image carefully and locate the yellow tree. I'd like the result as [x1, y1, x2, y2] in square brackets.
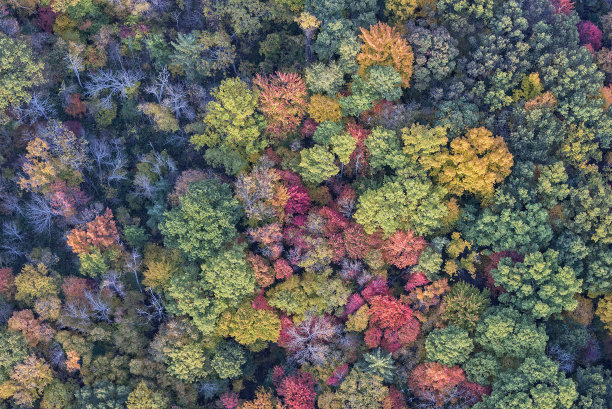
[433, 127, 513, 200]
[357, 22, 414, 88]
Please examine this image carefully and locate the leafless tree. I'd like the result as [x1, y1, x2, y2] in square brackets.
[85, 69, 144, 110]
[163, 83, 195, 120]
[24, 195, 54, 235]
[145, 67, 169, 103]
[65, 50, 84, 87]
[137, 290, 165, 323]
[89, 138, 128, 186]
[102, 271, 126, 298]
[125, 250, 143, 291]
[284, 313, 340, 366]
[17, 93, 54, 124]
[85, 291, 112, 322]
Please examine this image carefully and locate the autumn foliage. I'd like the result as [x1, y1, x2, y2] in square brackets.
[357, 22, 414, 87]
[254, 72, 308, 138]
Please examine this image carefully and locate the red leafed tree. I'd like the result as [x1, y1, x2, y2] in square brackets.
[276, 370, 317, 409]
[382, 230, 427, 269]
[219, 391, 240, 409]
[383, 386, 408, 409]
[408, 362, 466, 406]
[49, 180, 89, 218]
[253, 72, 307, 139]
[326, 363, 349, 386]
[343, 223, 370, 260]
[8, 310, 55, 346]
[66, 208, 119, 254]
[361, 277, 389, 302]
[65, 94, 87, 118]
[346, 122, 371, 177]
[274, 258, 293, 280]
[344, 293, 366, 316]
[365, 326, 383, 348]
[61, 276, 94, 302]
[285, 185, 311, 215]
[404, 272, 430, 292]
[35, 7, 57, 33]
[0, 267, 15, 298]
[551, 0, 574, 15]
[368, 295, 413, 330]
[578, 21, 603, 52]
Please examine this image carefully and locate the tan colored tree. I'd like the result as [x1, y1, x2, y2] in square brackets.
[357, 22, 414, 88]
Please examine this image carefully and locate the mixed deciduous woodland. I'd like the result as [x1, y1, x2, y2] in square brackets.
[0, 0, 612, 407]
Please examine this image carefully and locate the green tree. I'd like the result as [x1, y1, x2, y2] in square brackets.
[298, 145, 339, 184]
[160, 179, 241, 262]
[493, 250, 582, 319]
[575, 366, 612, 409]
[0, 330, 27, 384]
[354, 171, 449, 236]
[73, 381, 131, 409]
[355, 349, 395, 383]
[473, 306, 547, 360]
[126, 382, 169, 409]
[442, 281, 490, 332]
[0, 34, 44, 124]
[190, 78, 264, 174]
[211, 341, 248, 379]
[425, 325, 474, 366]
[475, 356, 577, 409]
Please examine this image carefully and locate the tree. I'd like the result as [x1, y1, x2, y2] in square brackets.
[14, 263, 59, 306]
[217, 301, 281, 348]
[492, 250, 582, 319]
[354, 172, 449, 236]
[190, 78, 264, 174]
[201, 244, 255, 308]
[160, 179, 241, 262]
[475, 356, 577, 409]
[322, 368, 388, 409]
[308, 94, 343, 123]
[276, 369, 317, 409]
[381, 230, 427, 269]
[19, 121, 88, 194]
[73, 381, 131, 409]
[253, 72, 307, 139]
[426, 325, 474, 366]
[8, 309, 55, 346]
[433, 127, 513, 200]
[169, 31, 235, 81]
[357, 22, 414, 88]
[126, 381, 169, 409]
[356, 348, 395, 383]
[442, 281, 490, 332]
[0, 355, 53, 408]
[298, 145, 339, 184]
[211, 341, 248, 379]
[408, 362, 466, 407]
[575, 366, 612, 409]
[472, 306, 547, 360]
[0, 329, 28, 384]
[0, 34, 44, 124]
[406, 21, 459, 91]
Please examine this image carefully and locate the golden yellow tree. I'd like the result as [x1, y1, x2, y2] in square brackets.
[433, 127, 513, 200]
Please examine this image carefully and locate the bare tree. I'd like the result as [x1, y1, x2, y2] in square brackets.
[24, 195, 54, 235]
[145, 67, 169, 103]
[102, 271, 126, 298]
[284, 313, 340, 366]
[163, 83, 195, 120]
[85, 69, 144, 110]
[85, 291, 112, 322]
[65, 50, 84, 87]
[17, 93, 55, 124]
[137, 290, 165, 323]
